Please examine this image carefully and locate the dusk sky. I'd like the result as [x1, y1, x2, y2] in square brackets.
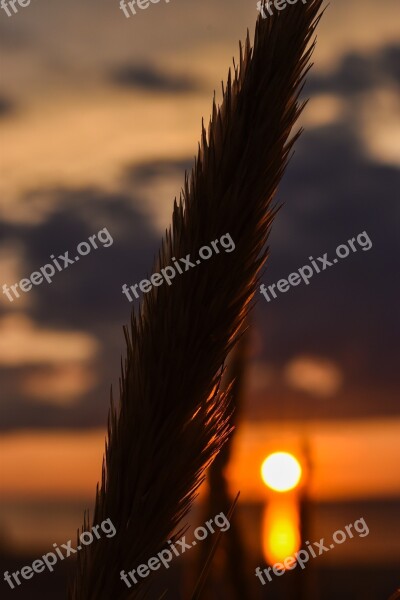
[0, 1, 399, 595]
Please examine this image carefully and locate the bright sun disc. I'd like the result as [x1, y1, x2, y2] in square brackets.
[261, 452, 302, 492]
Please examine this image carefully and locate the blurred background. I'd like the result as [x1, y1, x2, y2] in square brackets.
[0, 0, 399, 598]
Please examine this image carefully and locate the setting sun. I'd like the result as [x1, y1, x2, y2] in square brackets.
[261, 452, 302, 492]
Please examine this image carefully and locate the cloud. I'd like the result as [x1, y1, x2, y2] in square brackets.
[122, 158, 193, 232]
[380, 44, 400, 83]
[0, 95, 16, 119]
[0, 314, 98, 367]
[20, 364, 98, 406]
[301, 94, 346, 129]
[123, 157, 193, 184]
[109, 63, 201, 93]
[1, 45, 399, 431]
[0, 186, 160, 327]
[0, 184, 160, 430]
[250, 115, 400, 419]
[305, 44, 400, 97]
[284, 355, 343, 398]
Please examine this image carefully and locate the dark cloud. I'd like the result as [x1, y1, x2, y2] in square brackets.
[0, 186, 161, 431]
[1, 115, 399, 430]
[305, 43, 400, 96]
[254, 118, 400, 419]
[0, 95, 16, 118]
[0, 367, 108, 429]
[109, 63, 201, 93]
[1, 186, 160, 328]
[124, 158, 193, 184]
[1, 45, 399, 430]
[380, 44, 400, 83]
[0, 21, 31, 49]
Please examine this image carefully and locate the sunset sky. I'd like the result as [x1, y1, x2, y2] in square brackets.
[0, 0, 399, 573]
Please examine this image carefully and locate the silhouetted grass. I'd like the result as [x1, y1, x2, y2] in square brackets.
[69, 2, 324, 597]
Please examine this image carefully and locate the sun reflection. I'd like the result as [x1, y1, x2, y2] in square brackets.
[262, 498, 301, 566]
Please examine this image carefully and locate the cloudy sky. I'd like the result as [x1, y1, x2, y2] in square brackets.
[0, 0, 399, 564]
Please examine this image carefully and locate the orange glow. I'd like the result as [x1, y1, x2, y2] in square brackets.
[262, 499, 301, 566]
[2, 420, 400, 502]
[261, 452, 302, 492]
[0, 430, 105, 499]
[226, 419, 400, 502]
